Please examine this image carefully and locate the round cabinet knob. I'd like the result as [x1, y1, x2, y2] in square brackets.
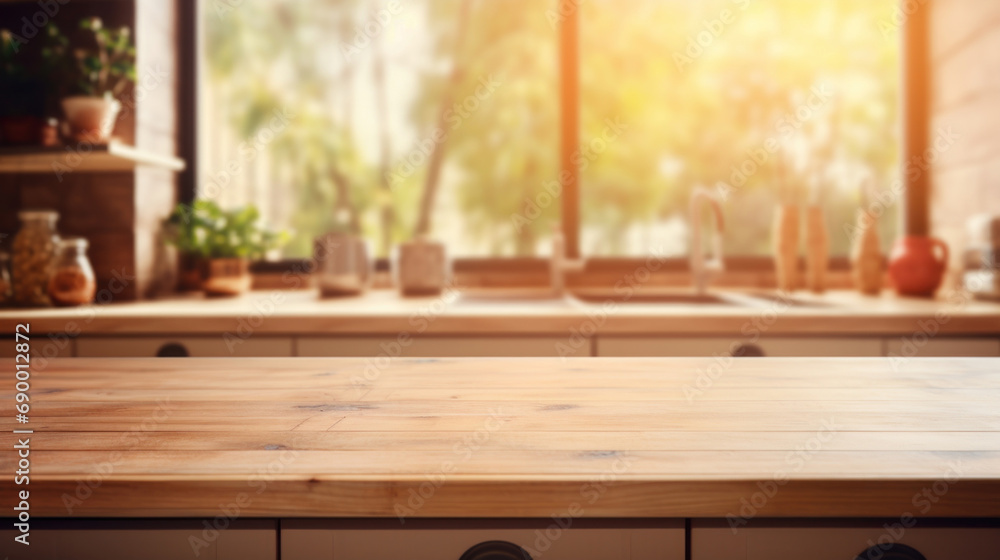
[731, 343, 766, 357]
[855, 543, 927, 560]
[156, 342, 190, 357]
[459, 540, 533, 560]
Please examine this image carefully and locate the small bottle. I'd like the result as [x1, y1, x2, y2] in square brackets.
[12, 210, 60, 307]
[48, 238, 97, 307]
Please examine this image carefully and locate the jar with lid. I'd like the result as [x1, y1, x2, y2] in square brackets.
[12, 210, 60, 307]
[0, 252, 12, 307]
[48, 238, 97, 307]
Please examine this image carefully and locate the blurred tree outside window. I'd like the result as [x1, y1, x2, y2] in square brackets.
[200, 0, 900, 260]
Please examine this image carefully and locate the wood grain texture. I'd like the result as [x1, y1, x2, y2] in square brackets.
[1, 357, 999, 518]
[1, 289, 999, 336]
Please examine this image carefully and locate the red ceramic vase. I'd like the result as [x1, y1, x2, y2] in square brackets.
[887, 236, 949, 297]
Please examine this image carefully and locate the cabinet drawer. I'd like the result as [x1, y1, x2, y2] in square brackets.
[297, 336, 591, 357]
[692, 522, 1000, 560]
[76, 336, 294, 357]
[597, 337, 881, 357]
[0, 335, 75, 360]
[884, 337, 1000, 357]
[0, 520, 276, 560]
[282, 521, 683, 560]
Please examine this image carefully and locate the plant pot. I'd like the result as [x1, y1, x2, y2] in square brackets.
[395, 238, 449, 296]
[314, 233, 371, 297]
[200, 258, 251, 297]
[61, 96, 121, 143]
[888, 235, 949, 297]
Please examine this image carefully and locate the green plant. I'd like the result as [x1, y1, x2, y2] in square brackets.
[41, 17, 136, 98]
[0, 29, 28, 79]
[165, 201, 287, 260]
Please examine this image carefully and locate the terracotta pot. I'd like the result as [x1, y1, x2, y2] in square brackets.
[200, 258, 251, 297]
[888, 235, 949, 297]
[61, 96, 121, 143]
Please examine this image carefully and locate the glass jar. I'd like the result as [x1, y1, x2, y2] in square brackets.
[48, 238, 97, 307]
[12, 210, 60, 307]
[0, 252, 12, 307]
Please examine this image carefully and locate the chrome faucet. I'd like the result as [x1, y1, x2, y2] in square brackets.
[551, 228, 585, 297]
[689, 187, 725, 295]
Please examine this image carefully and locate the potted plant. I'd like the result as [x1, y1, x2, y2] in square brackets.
[165, 201, 287, 297]
[45, 18, 136, 143]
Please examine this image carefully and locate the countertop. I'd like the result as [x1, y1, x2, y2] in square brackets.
[4, 356, 1000, 518]
[1, 289, 999, 336]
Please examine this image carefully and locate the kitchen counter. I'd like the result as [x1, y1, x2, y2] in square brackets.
[5, 356, 1000, 518]
[1, 289, 999, 336]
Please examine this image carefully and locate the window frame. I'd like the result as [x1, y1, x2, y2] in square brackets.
[179, 0, 927, 278]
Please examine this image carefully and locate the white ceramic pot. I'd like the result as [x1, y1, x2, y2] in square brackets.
[61, 96, 122, 143]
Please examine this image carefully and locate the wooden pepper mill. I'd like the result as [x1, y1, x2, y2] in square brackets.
[772, 205, 800, 292]
[804, 205, 829, 293]
[850, 209, 883, 295]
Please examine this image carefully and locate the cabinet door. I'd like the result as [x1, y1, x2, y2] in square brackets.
[297, 336, 592, 357]
[282, 521, 684, 560]
[76, 336, 294, 357]
[691, 522, 1000, 560]
[884, 337, 1000, 357]
[597, 337, 882, 357]
[0, 520, 276, 560]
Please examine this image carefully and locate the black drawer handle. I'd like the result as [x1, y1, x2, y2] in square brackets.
[459, 540, 532, 560]
[855, 543, 927, 560]
[732, 343, 766, 357]
[156, 343, 190, 358]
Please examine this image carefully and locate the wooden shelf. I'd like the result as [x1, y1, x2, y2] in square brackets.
[0, 140, 185, 174]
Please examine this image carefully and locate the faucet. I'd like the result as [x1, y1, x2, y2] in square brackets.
[551, 228, 585, 297]
[689, 187, 725, 295]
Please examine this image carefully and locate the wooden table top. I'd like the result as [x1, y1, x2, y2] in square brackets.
[3, 357, 1000, 518]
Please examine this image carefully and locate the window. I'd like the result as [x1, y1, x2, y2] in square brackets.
[198, 0, 900, 262]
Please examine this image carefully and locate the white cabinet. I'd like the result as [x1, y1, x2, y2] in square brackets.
[692, 521, 1000, 560]
[282, 521, 684, 560]
[0, 520, 276, 560]
[883, 337, 1000, 357]
[597, 337, 883, 357]
[297, 336, 592, 357]
[76, 336, 294, 357]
